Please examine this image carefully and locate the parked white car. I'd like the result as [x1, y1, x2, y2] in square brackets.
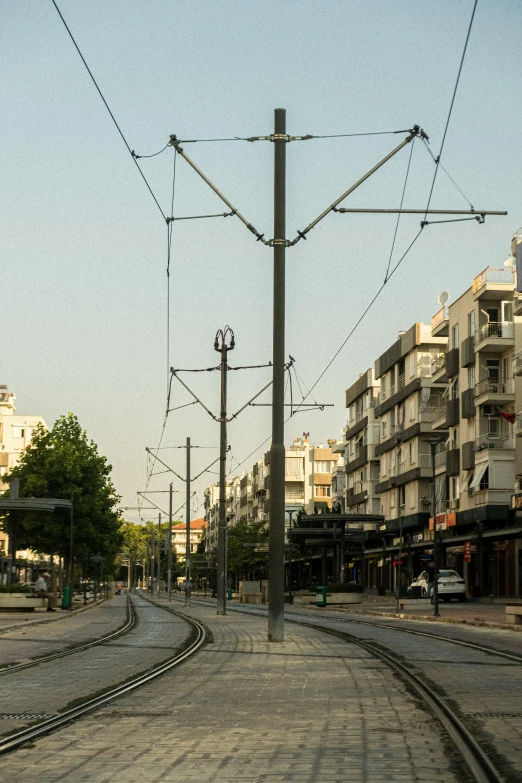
[407, 569, 466, 602]
[437, 570, 466, 602]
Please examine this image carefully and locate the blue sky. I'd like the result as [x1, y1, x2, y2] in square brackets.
[3, 1, 521, 521]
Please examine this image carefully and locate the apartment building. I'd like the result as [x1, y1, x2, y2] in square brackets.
[0, 386, 46, 559]
[344, 369, 381, 516]
[203, 435, 341, 554]
[171, 518, 206, 557]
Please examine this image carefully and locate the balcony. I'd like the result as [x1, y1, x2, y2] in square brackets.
[516, 413, 522, 438]
[514, 350, 522, 377]
[475, 431, 511, 452]
[514, 293, 522, 317]
[434, 450, 447, 469]
[431, 401, 447, 430]
[474, 321, 514, 352]
[472, 267, 515, 300]
[431, 353, 446, 378]
[431, 306, 450, 337]
[473, 377, 515, 406]
[474, 488, 513, 506]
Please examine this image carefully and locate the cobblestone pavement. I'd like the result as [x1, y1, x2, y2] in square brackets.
[0, 597, 110, 635]
[279, 605, 522, 782]
[0, 594, 191, 738]
[0, 597, 466, 783]
[0, 595, 128, 667]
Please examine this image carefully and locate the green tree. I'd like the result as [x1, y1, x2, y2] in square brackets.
[227, 519, 268, 580]
[2, 414, 122, 569]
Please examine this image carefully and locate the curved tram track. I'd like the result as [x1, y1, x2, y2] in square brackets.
[0, 596, 206, 756]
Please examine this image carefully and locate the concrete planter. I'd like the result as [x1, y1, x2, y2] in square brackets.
[0, 594, 45, 611]
[328, 593, 363, 605]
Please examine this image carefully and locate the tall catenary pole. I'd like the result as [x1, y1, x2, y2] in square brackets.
[268, 108, 286, 642]
[216, 328, 234, 614]
[185, 437, 191, 606]
[150, 526, 155, 596]
[157, 513, 162, 591]
[168, 482, 173, 601]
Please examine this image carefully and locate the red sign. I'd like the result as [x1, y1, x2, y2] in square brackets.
[464, 540, 472, 563]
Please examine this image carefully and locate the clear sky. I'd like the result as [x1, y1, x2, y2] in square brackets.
[3, 0, 521, 523]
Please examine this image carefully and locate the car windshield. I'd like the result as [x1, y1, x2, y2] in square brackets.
[439, 570, 460, 578]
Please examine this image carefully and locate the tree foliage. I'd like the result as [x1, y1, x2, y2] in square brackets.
[227, 519, 268, 579]
[2, 414, 122, 565]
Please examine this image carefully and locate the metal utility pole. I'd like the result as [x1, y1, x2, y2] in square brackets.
[69, 491, 74, 598]
[428, 438, 443, 617]
[268, 108, 286, 642]
[157, 513, 162, 591]
[151, 526, 155, 596]
[215, 327, 234, 615]
[168, 483, 173, 601]
[185, 436, 191, 606]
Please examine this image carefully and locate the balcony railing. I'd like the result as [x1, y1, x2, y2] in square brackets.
[475, 321, 514, 344]
[472, 267, 515, 293]
[514, 350, 522, 375]
[475, 431, 510, 451]
[515, 413, 522, 436]
[418, 452, 432, 468]
[431, 354, 446, 375]
[431, 306, 449, 330]
[473, 377, 515, 398]
[432, 402, 447, 422]
[398, 373, 406, 391]
[435, 451, 447, 469]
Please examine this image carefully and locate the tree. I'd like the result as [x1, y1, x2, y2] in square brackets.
[227, 519, 268, 580]
[2, 414, 122, 570]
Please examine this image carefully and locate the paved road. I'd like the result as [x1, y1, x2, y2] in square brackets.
[0, 596, 466, 783]
[0, 594, 192, 737]
[0, 595, 128, 667]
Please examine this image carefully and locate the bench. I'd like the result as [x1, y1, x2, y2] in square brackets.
[505, 603, 522, 625]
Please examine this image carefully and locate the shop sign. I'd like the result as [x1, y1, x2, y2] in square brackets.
[412, 533, 423, 542]
[447, 513, 457, 527]
[429, 513, 447, 531]
[464, 540, 472, 563]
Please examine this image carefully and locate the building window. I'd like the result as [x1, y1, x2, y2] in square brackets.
[314, 460, 333, 473]
[452, 324, 459, 350]
[468, 365, 475, 389]
[314, 485, 331, 497]
[12, 427, 24, 439]
[468, 311, 475, 337]
[409, 441, 415, 465]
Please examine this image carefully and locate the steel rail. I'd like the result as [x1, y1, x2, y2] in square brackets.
[292, 620, 503, 783]
[0, 597, 206, 756]
[0, 596, 136, 676]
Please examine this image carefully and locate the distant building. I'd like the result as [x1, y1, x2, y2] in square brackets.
[171, 517, 206, 557]
[0, 386, 46, 559]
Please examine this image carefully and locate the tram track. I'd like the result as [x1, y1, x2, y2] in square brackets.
[0, 596, 136, 675]
[174, 595, 516, 781]
[0, 596, 206, 756]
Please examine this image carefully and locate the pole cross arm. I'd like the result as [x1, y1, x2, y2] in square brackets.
[169, 136, 269, 244]
[145, 448, 186, 482]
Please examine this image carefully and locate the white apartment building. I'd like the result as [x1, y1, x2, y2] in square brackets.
[344, 369, 381, 516]
[171, 518, 206, 558]
[0, 386, 46, 558]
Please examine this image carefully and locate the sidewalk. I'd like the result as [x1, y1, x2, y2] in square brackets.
[0, 595, 110, 636]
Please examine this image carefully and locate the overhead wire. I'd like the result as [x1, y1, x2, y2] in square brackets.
[420, 138, 474, 209]
[132, 143, 170, 159]
[50, 0, 167, 222]
[383, 138, 415, 283]
[423, 0, 479, 219]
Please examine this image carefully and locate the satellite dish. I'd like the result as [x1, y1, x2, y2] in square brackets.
[437, 291, 450, 306]
[504, 256, 515, 268]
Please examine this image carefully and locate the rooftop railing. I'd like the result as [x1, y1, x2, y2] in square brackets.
[431, 306, 449, 330]
[472, 267, 515, 293]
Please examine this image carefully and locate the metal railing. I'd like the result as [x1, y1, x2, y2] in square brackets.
[432, 402, 447, 423]
[472, 266, 514, 293]
[435, 451, 447, 469]
[431, 306, 449, 330]
[417, 452, 432, 468]
[515, 413, 522, 436]
[475, 321, 514, 344]
[514, 350, 522, 374]
[475, 431, 510, 451]
[431, 354, 446, 374]
[473, 377, 515, 398]
[398, 373, 405, 391]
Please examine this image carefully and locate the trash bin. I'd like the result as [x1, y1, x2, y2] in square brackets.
[61, 586, 71, 609]
[316, 586, 327, 607]
[227, 588, 233, 600]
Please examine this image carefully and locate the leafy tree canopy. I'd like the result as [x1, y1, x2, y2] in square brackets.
[227, 519, 268, 579]
[2, 414, 122, 564]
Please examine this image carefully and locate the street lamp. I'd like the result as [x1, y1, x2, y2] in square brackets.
[427, 437, 445, 618]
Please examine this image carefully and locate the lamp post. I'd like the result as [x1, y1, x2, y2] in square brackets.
[427, 437, 444, 617]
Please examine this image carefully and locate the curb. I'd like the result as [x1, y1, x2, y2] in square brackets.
[0, 595, 112, 636]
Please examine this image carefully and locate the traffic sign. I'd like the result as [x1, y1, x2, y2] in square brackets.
[464, 540, 472, 563]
